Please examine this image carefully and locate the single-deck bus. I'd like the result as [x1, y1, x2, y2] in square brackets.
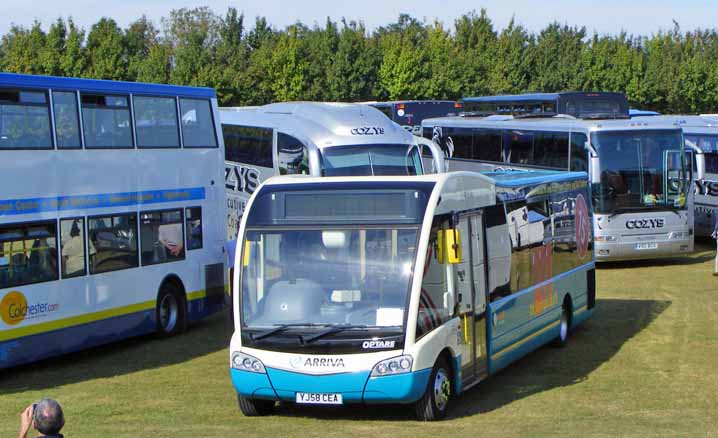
[229, 170, 595, 420]
[220, 102, 444, 241]
[423, 92, 702, 262]
[0, 73, 226, 369]
[363, 100, 463, 135]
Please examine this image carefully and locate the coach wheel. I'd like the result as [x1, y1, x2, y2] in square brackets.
[238, 394, 275, 416]
[156, 282, 187, 337]
[415, 357, 451, 421]
[553, 299, 572, 348]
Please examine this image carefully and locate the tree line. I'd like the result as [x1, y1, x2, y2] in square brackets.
[1, 7, 717, 114]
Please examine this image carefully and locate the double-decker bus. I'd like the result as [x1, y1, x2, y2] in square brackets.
[362, 100, 463, 135]
[220, 102, 445, 241]
[229, 169, 594, 420]
[423, 92, 701, 262]
[632, 114, 716, 236]
[0, 73, 226, 369]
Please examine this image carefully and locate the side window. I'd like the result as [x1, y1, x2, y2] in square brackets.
[446, 128, 473, 159]
[506, 131, 534, 165]
[81, 94, 133, 148]
[140, 209, 184, 265]
[0, 221, 58, 288]
[60, 218, 88, 278]
[416, 221, 452, 339]
[505, 197, 551, 294]
[88, 213, 138, 274]
[52, 91, 81, 149]
[570, 132, 589, 172]
[133, 96, 180, 148]
[223, 124, 273, 168]
[277, 132, 309, 175]
[0, 89, 52, 149]
[473, 129, 502, 162]
[185, 207, 203, 250]
[551, 188, 593, 273]
[485, 204, 511, 301]
[180, 98, 218, 148]
[534, 132, 569, 169]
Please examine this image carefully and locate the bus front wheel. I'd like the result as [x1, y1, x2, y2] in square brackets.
[415, 357, 451, 421]
[156, 282, 187, 337]
[237, 395, 275, 416]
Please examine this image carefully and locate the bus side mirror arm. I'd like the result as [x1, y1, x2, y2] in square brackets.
[686, 143, 705, 181]
[415, 136, 446, 174]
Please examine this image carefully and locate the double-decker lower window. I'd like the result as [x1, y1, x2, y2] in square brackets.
[185, 207, 203, 250]
[140, 209, 185, 265]
[60, 217, 90, 278]
[0, 221, 58, 288]
[88, 213, 138, 274]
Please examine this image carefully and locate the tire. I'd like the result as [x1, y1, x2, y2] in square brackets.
[156, 282, 187, 337]
[415, 357, 452, 421]
[552, 300, 572, 348]
[237, 394, 275, 416]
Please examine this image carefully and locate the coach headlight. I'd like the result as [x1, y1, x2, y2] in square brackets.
[669, 231, 689, 240]
[231, 352, 266, 374]
[370, 355, 413, 377]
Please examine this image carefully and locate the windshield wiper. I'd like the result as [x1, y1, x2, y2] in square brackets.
[301, 324, 378, 344]
[250, 323, 331, 341]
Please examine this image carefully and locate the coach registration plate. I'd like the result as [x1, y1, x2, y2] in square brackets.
[635, 242, 658, 250]
[295, 392, 343, 405]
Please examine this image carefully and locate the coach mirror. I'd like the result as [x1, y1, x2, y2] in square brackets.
[437, 228, 462, 265]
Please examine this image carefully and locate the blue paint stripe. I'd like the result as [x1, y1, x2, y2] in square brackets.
[0, 187, 205, 217]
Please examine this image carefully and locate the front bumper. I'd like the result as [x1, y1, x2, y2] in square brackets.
[230, 367, 431, 404]
[594, 238, 692, 262]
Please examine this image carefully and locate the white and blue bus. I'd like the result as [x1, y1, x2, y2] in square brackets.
[0, 73, 226, 369]
[424, 92, 701, 262]
[229, 170, 594, 420]
[220, 102, 444, 241]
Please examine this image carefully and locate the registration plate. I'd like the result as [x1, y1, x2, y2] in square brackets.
[635, 242, 658, 250]
[295, 392, 343, 405]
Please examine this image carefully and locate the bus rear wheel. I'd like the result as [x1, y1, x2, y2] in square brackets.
[553, 299, 572, 348]
[156, 282, 187, 337]
[237, 395, 275, 416]
[415, 357, 451, 421]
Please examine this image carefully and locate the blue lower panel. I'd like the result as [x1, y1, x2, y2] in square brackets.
[489, 322, 559, 374]
[187, 297, 223, 323]
[363, 368, 431, 404]
[0, 309, 155, 369]
[231, 367, 433, 404]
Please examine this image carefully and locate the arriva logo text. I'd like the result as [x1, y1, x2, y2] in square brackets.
[291, 356, 346, 368]
[350, 127, 385, 136]
[362, 340, 395, 349]
[626, 218, 665, 229]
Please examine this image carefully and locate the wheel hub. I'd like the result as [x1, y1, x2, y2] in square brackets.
[433, 368, 450, 411]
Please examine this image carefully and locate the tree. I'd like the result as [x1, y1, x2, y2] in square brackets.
[59, 19, 86, 77]
[489, 19, 533, 94]
[86, 18, 127, 80]
[125, 16, 160, 81]
[531, 22, 586, 92]
[165, 7, 220, 87]
[1, 22, 46, 74]
[454, 10, 496, 97]
[326, 19, 378, 101]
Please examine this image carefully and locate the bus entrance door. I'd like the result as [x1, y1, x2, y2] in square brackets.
[454, 213, 489, 388]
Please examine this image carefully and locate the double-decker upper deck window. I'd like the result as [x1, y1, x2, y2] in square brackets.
[53, 91, 81, 148]
[180, 98, 217, 148]
[0, 89, 52, 149]
[0, 221, 58, 289]
[134, 96, 180, 148]
[81, 94, 133, 148]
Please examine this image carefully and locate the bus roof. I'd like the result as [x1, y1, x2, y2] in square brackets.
[631, 114, 718, 135]
[422, 114, 683, 134]
[220, 102, 414, 150]
[0, 72, 216, 99]
[365, 100, 458, 107]
[483, 170, 588, 188]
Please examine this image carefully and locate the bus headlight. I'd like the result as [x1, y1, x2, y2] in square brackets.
[594, 235, 618, 242]
[370, 355, 413, 377]
[231, 352, 266, 373]
[669, 231, 689, 240]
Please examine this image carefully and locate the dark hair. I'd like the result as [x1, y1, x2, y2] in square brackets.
[33, 398, 64, 435]
[71, 221, 80, 237]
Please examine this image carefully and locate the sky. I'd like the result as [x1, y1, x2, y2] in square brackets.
[1, 0, 715, 37]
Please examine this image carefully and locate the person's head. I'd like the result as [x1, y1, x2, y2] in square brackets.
[33, 398, 64, 436]
[70, 221, 80, 238]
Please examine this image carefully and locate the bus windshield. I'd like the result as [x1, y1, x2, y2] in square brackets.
[241, 227, 417, 329]
[320, 144, 422, 176]
[592, 130, 688, 214]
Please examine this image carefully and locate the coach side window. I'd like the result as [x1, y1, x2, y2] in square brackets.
[0, 89, 52, 149]
[570, 133, 589, 172]
[53, 91, 81, 148]
[88, 213, 138, 274]
[446, 127, 473, 159]
[506, 131, 534, 165]
[0, 221, 58, 288]
[223, 124, 273, 169]
[140, 210, 184, 265]
[81, 94, 133, 148]
[473, 129, 502, 162]
[60, 218, 90, 278]
[180, 98, 218, 148]
[277, 133, 309, 175]
[534, 132, 569, 169]
[134, 96, 180, 148]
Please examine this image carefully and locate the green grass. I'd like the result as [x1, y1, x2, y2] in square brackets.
[2, 242, 718, 437]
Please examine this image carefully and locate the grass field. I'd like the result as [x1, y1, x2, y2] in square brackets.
[2, 242, 718, 437]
